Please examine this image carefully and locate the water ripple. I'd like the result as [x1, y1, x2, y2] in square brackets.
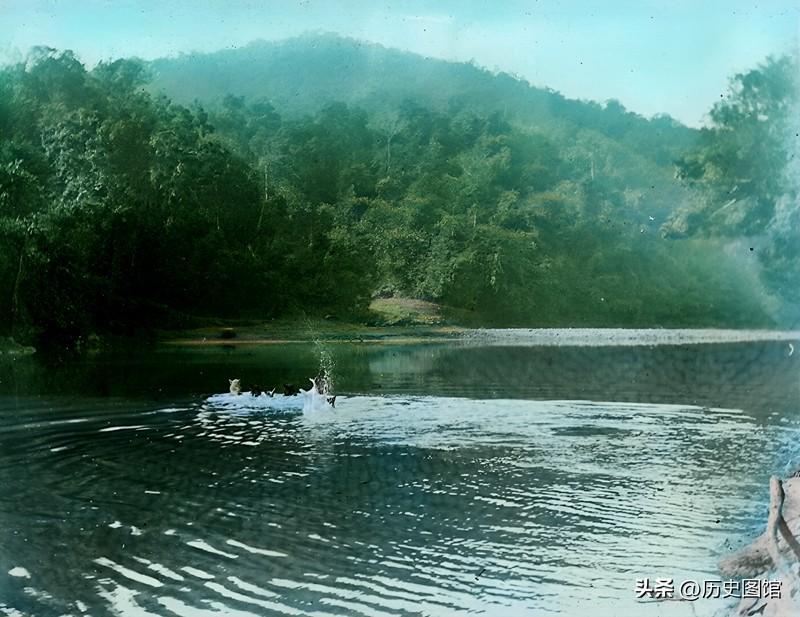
[0, 389, 797, 616]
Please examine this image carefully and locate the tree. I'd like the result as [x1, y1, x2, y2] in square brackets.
[668, 54, 799, 321]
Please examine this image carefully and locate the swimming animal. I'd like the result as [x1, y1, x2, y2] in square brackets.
[313, 374, 328, 394]
[267, 387, 276, 397]
[251, 385, 263, 397]
[284, 383, 300, 396]
[300, 378, 335, 412]
[229, 379, 242, 395]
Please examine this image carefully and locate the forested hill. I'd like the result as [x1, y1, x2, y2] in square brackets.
[148, 33, 696, 166]
[0, 42, 794, 348]
[145, 34, 703, 238]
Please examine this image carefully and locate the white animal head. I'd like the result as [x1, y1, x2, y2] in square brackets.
[229, 379, 241, 395]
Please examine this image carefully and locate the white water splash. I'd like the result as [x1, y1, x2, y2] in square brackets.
[300, 378, 336, 413]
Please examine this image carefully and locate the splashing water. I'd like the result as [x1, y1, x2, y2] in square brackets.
[305, 343, 337, 412]
[300, 379, 335, 413]
[312, 339, 336, 395]
[211, 337, 338, 413]
[299, 316, 337, 396]
[2, 339, 800, 617]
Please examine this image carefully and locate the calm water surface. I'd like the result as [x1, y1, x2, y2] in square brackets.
[1, 335, 799, 617]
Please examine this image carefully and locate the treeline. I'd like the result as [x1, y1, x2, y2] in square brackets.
[148, 33, 698, 170]
[0, 48, 789, 347]
[665, 54, 799, 324]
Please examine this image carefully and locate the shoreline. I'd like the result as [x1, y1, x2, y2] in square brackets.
[158, 320, 466, 347]
[159, 324, 800, 348]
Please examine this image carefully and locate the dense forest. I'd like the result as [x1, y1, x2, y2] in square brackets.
[0, 35, 796, 347]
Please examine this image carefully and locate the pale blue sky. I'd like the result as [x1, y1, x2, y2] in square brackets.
[0, 0, 797, 126]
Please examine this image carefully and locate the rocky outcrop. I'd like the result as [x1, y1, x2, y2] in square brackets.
[720, 476, 800, 616]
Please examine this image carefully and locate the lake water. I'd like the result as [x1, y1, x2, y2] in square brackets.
[1, 332, 799, 617]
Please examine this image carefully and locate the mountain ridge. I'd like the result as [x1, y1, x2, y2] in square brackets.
[146, 32, 697, 165]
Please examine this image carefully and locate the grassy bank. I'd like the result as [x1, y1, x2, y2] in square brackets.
[159, 298, 465, 346]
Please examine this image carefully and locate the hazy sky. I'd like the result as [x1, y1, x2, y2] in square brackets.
[1, 0, 797, 126]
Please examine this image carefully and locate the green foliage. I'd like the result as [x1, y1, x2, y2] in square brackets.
[0, 43, 782, 347]
[0, 49, 374, 346]
[204, 75, 770, 329]
[668, 54, 799, 322]
[148, 34, 697, 169]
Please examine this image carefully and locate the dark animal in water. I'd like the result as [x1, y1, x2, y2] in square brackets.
[267, 388, 276, 398]
[251, 385, 263, 397]
[284, 383, 300, 396]
[313, 374, 327, 394]
[327, 396, 337, 408]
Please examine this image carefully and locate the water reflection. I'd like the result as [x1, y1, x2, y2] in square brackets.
[0, 340, 798, 616]
[1, 340, 798, 413]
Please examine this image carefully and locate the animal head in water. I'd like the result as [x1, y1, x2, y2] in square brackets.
[229, 379, 241, 395]
[251, 385, 263, 397]
[327, 396, 336, 408]
[313, 374, 328, 394]
[283, 383, 300, 396]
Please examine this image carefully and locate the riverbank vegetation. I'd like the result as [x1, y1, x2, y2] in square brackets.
[0, 37, 796, 347]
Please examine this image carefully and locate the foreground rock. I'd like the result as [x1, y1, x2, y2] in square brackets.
[720, 476, 800, 615]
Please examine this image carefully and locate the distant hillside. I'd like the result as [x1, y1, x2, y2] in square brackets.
[148, 33, 697, 166]
[0, 45, 780, 348]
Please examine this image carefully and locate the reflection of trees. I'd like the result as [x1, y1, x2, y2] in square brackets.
[1, 338, 798, 614]
[366, 344, 449, 376]
[366, 342, 798, 418]
[3, 340, 796, 419]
